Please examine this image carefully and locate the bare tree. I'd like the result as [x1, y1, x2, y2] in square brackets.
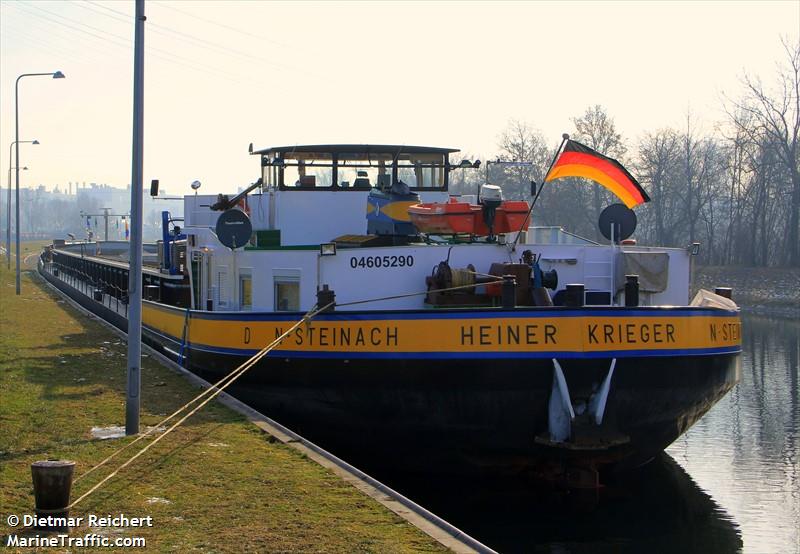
[636, 128, 682, 245]
[496, 120, 551, 200]
[682, 114, 723, 248]
[725, 38, 800, 266]
[484, 41, 799, 267]
[718, 117, 752, 264]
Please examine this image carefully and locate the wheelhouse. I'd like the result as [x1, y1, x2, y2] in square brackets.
[254, 144, 460, 192]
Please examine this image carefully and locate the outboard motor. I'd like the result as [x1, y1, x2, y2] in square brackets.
[366, 179, 420, 236]
[479, 184, 503, 241]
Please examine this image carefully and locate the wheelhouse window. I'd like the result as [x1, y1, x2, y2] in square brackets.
[279, 152, 335, 188]
[284, 162, 335, 188]
[336, 154, 393, 189]
[264, 148, 451, 192]
[396, 153, 446, 189]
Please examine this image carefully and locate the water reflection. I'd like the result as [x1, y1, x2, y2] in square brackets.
[369, 313, 797, 553]
[380, 453, 742, 554]
[668, 314, 800, 553]
[230, 313, 798, 552]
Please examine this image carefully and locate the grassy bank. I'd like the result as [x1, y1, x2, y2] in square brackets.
[0, 252, 446, 552]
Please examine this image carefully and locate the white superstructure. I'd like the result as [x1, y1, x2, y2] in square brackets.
[177, 144, 690, 314]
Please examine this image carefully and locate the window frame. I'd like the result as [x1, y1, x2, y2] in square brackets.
[239, 269, 253, 311]
[269, 151, 451, 192]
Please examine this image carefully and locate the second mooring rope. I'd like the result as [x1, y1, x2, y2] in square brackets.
[69, 301, 332, 508]
[69, 276, 506, 508]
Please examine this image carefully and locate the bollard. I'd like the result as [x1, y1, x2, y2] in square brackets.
[145, 285, 160, 302]
[317, 284, 336, 312]
[501, 275, 517, 309]
[565, 284, 585, 307]
[714, 287, 733, 300]
[31, 460, 75, 530]
[625, 274, 640, 307]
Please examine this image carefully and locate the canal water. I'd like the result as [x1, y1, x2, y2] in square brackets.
[368, 313, 800, 553]
[231, 312, 798, 553]
[665, 313, 799, 554]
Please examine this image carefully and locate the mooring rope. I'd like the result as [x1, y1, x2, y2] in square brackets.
[72, 335, 250, 486]
[68, 276, 506, 507]
[462, 268, 499, 280]
[69, 301, 332, 508]
[334, 278, 504, 308]
[72, 278, 504, 485]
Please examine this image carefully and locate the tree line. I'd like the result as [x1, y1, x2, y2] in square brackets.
[454, 39, 800, 268]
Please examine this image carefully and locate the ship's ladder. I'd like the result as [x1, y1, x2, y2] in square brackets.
[582, 248, 616, 306]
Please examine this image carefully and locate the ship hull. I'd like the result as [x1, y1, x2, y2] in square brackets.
[38, 261, 741, 474]
[187, 350, 740, 473]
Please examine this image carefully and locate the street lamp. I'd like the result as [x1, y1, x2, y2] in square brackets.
[6, 140, 38, 269]
[15, 71, 65, 294]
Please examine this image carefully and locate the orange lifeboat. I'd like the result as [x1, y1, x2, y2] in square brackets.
[408, 197, 530, 236]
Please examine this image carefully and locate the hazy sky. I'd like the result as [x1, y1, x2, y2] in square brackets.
[1, 1, 798, 196]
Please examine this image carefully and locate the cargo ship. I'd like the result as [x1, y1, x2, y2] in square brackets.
[38, 142, 741, 479]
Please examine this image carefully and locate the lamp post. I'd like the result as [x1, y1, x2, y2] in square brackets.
[7, 166, 28, 249]
[127, 0, 145, 435]
[7, 140, 37, 269]
[15, 71, 64, 294]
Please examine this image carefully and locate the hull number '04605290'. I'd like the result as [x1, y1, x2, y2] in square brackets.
[349, 255, 414, 269]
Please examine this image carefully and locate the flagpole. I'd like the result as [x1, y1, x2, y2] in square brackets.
[511, 133, 570, 251]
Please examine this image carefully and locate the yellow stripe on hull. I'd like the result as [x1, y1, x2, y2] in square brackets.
[142, 304, 741, 355]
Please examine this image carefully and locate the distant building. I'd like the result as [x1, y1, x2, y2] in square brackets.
[2, 182, 183, 241]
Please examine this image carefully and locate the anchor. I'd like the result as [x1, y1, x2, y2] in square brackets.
[537, 357, 624, 491]
[545, 358, 620, 443]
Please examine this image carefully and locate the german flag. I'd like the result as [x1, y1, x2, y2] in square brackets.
[545, 140, 650, 208]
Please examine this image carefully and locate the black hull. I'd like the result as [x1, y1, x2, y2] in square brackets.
[39, 264, 741, 474]
[187, 349, 740, 474]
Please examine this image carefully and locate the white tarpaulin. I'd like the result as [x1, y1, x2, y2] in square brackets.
[690, 289, 739, 310]
[615, 251, 670, 292]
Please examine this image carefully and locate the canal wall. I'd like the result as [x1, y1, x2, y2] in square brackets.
[694, 266, 800, 317]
